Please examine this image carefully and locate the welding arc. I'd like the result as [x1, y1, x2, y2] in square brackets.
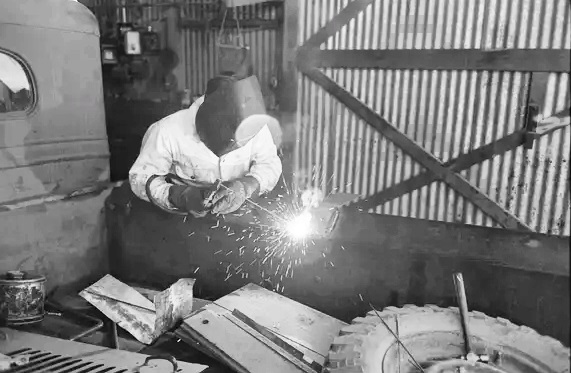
[369, 303, 425, 372]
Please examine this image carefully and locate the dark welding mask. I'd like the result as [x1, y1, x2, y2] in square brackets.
[196, 75, 281, 155]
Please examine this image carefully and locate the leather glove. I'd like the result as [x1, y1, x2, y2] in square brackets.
[210, 177, 259, 215]
[168, 185, 210, 217]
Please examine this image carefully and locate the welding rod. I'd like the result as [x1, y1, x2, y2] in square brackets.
[453, 272, 474, 357]
[216, 181, 287, 223]
[369, 303, 425, 372]
[204, 179, 223, 207]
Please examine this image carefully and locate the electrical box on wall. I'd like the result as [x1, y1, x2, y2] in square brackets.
[141, 29, 160, 54]
[124, 31, 141, 55]
[101, 44, 118, 64]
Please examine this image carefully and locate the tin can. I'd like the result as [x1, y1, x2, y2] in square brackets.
[0, 270, 46, 325]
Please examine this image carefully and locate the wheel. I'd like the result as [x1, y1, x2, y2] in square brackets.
[325, 305, 570, 373]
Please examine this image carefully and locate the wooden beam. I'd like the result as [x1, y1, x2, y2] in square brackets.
[279, 0, 299, 113]
[302, 0, 375, 48]
[351, 131, 526, 210]
[304, 49, 571, 73]
[180, 18, 280, 30]
[298, 65, 531, 231]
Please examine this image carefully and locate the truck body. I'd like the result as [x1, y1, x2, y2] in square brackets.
[0, 0, 111, 294]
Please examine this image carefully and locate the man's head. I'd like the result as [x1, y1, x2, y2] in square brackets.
[196, 75, 272, 156]
[195, 76, 241, 156]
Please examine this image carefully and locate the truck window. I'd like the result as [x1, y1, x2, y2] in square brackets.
[0, 50, 34, 114]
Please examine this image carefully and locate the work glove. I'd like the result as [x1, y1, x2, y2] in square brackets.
[210, 177, 258, 215]
[168, 185, 210, 218]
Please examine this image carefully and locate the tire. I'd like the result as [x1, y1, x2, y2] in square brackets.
[325, 305, 570, 373]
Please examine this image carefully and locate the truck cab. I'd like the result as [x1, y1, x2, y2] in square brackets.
[0, 0, 110, 294]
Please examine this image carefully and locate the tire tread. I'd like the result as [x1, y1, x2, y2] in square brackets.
[324, 305, 570, 373]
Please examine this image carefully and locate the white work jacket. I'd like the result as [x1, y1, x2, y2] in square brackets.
[129, 96, 282, 211]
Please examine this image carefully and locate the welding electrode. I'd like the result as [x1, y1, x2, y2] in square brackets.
[204, 179, 222, 208]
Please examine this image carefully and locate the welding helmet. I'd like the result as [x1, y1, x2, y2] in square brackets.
[196, 75, 281, 155]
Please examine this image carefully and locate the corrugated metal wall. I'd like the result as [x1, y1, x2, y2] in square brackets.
[294, 0, 570, 235]
[85, 0, 280, 106]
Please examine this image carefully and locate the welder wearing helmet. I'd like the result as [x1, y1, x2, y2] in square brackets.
[128, 75, 282, 217]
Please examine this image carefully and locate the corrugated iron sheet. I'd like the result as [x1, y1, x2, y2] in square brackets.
[181, 2, 280, 104]
[295, 0, 570, 235]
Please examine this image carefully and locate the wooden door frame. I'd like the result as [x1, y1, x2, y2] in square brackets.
[292, 0, 570, 231]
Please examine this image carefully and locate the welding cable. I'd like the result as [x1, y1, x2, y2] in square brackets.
[145, 174, 188, 216]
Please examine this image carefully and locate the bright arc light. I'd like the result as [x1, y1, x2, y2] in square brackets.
[286, 211, 313, 240]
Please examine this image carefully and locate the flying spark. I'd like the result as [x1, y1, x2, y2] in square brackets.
[186, 171, 348, 293]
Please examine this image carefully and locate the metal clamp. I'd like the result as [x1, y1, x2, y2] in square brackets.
[138, 355, 178, 372]
[523, 103, 539, 149]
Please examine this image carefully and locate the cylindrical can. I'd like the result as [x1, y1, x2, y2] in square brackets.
[0, 270, 46, 326]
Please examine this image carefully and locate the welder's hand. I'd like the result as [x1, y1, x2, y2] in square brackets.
[210, 180, 247, 215]
[168, 185, 210, 217]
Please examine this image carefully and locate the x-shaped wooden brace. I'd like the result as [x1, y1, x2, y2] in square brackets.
[348, 131, 526, 212]
[295, 0, 532, 231]
[296, 66, 531, 231]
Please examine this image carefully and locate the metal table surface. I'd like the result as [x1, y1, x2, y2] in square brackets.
[0, 328, 208, 373]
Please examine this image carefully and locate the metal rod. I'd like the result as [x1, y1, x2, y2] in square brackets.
[217, 183, 287, 223]
[69, 313, 104, 341]
[45, 300, 105, 342]
[369, 303, 425, 372]
[453, 273, 473, 356]
[396, 315, 401, 373]
[110, 322, 120, 349]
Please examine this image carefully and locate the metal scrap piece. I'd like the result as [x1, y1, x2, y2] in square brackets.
[79, 275, 195, 345]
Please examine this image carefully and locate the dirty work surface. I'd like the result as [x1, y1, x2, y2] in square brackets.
[177, 283, 347, 373]
[80, 274, 195, 344]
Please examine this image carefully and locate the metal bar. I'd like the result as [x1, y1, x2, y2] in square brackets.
[223, 311, 318, 373]
[301, 0, 375, 48]
[180, 18, 280, 30]
[452, 273, 475, 358]
[299, 65, 532, 231]
[231, 309, 305, 363]
[303, 48, 571, 73]
[279, 0, 299, 112]
[350, 131, 526, 210]
[44, 301, 105, 342]
[109, 322, 120, 349]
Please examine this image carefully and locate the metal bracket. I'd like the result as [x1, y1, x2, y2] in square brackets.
[523, 103, 539, 149]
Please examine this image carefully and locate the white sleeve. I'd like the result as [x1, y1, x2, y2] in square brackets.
[128, 122, 176, 210]
[246, 125, 283, 194]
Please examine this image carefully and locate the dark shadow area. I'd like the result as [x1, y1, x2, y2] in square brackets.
[104, 98, 179, 181]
